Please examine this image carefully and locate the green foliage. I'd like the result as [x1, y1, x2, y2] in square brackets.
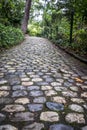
[0, 0, 25, 26]
[28, 22, 43, 36]
[0, 23, 24, 48]
[72, 29, 87, 54]
[58, 18, 70, 40]
[29, 0, 87, 55]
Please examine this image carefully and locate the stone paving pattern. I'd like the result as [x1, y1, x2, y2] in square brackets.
[0, 36, 87, 130]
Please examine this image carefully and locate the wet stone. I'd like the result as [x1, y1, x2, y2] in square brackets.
[81, 92, 87, 98]
[43, 75, 51, 78]
[36, 81, 49, 86]
[33, 97, 46, 103]
[0, 80, 8, 85]
[54, 73, 62, 78]
[68, 79, 74, 83]
[62, 91, 77, 97]
[69, 86, 78, 92]
[1, 34, 87, 128]
[82, 126, 87, 130]
[41, 69, 48, 72]
[32, 78, 43, 82]
[45, 90, 57, 96]
[0, 73, 4, 77]
[63, 77, 68, 80]
[83, 104, 87, 109]
[12, 90, 27, 97]
[37, 72, 44, 76]
[65, 113, 85, 124]
[56, 79, 64, 83]
[46, 102, 64, 111]
[2, 104, 25, 112]
[8, 78, 20, 86]
[10, 112, 34, 122]
[54, 87, 67, 91]
[64, 82, 72, 87]
[27, 86, 40, 91]
[8, 70, 16, 73]
[45, 78, 54, 82]
[30, 75, 39, 78]
[81, 76, 87, 80]
[0, 98, 13, 104]
[76, 83, 82, 86]
[0, 86, 10, 90]
[29, 90, 43, 97]
[49, 124, 74, 130]
[15, 98, 30, 104]
[22, 122, 44, 130]
[41, 85, 52, 90]
[63, 74, 71, 78]
[71, 98, 84, 103]
[40, 111, 59, 122]
[69, 104, 84, 112]
[51, 82, 62, 86]
[84, 81, 87, 84]
[0, 113, 6, 122]
[28, 104, 43, 112]
[51, 96, 66, 104]
[21, 78, 30, 81]
[60, 69, 68, 73]
[22, 82, 33, 86]
[0, 125, 18, 130]
[27, 72, 35, 75]
[81, 86, 87, 90]
[0, 91, 9, 97]
[12, 85, 26, 90]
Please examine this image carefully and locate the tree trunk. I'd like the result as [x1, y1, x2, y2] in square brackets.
[21, 0, 32, 34]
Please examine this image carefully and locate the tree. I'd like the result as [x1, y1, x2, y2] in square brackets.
[21, 0, 32, 34]
[0, 0, 24, 26]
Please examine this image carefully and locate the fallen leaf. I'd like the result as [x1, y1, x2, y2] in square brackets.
[75, 78, 83, 83]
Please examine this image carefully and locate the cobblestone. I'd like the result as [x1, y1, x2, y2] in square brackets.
[28, 104, 43, 112]
[46, 102, 64, 111]
[0, 113, 6, 122]
[0, 91, 9, 97]
[10, 112, 34, 122]
[2, 104, 25, 112]
[51, 96, 66, 104]
[40, 111, 59, 122]
[65, 113, 85, 124]
[22, 122, 44, 130]
[15, 98, 30, 104]
[69, 104, 84, 112]
[0, 125, 18, 130]
[49, 124, 74, 130]
[0, 36, 87, 129]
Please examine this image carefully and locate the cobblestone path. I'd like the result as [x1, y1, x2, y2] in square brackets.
[0, 36, 87, 130]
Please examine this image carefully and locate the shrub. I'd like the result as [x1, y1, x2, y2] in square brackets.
[28, 23, 43, 36]
[73, 29, 87, 54]
[0, 23, 24, 48]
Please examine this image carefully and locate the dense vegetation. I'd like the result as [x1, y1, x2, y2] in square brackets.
[29, 0, 87, 57]
[0, 0, 25, 49]
[0, 23, 24, 48]
[0, 0, 87, 57]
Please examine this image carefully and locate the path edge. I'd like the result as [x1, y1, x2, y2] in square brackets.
[54, 44, 87, 64]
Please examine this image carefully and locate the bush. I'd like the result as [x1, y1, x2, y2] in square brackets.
[28, 23, 43, 36]
[73, 29, 87, 54]
[0, 23, 24, 48]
